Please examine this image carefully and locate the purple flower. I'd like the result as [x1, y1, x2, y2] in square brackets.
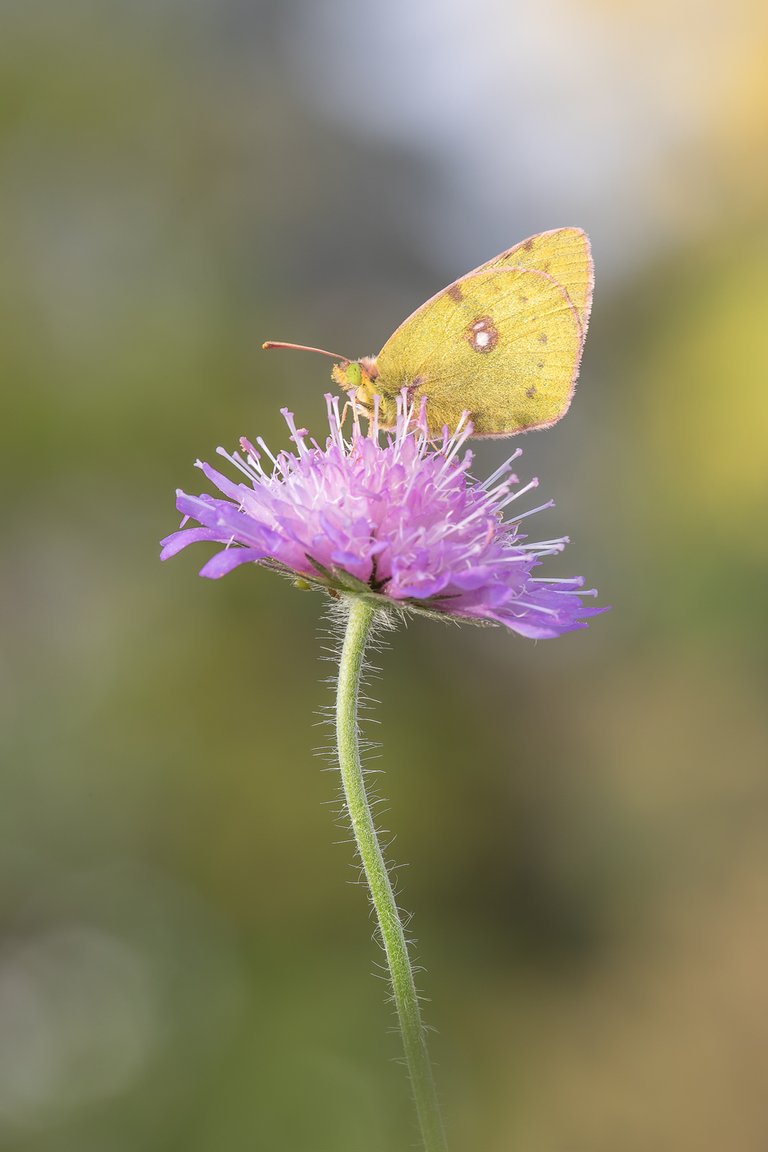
[161, 393, 606, 639]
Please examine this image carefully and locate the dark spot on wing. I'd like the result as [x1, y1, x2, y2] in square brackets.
[538, 332, 548, 344]
[522, 239, 534, 251]
[464, 315, 499, 353]
[536, 360, 544, 369]
[448, 284, 463, 303]
[526, 386, 537, 399]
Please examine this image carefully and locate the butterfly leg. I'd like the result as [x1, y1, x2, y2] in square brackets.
[338, 397, 357, 434]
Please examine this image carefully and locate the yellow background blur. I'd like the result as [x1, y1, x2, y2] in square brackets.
[2, 2, 767, 1150]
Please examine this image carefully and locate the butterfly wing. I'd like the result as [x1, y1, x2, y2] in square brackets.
[470, 227, 593, 334]
[375, 265, 584, 437]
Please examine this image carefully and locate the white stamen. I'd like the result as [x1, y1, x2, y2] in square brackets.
[513, 540, 568, 554]
[480, 449, 523, 490]
[217, 447, 261, 483]
[486, 476, 539, 509]
[493, 478, 540, 512]
[519, 537, 569, 548]
[530, 577, 581, 584]
[435, 421, 473, 477]
[256, 436, 279, 468]
[511, 600, 560, 616]
[503, 499, 555, 523]
[489, 553, 535, 564]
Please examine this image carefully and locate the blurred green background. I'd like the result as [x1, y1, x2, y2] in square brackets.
[2, 2, 767, 1150]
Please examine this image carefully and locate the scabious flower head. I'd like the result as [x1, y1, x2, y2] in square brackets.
[161, 393, 605, 639]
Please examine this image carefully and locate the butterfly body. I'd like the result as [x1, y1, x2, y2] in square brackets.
[266, 228, 593, 438]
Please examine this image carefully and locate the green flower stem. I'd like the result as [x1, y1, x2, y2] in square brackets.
[335, 596, 448, 1152]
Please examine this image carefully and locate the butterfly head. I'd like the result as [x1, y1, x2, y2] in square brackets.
[262, 343, 399, 429]
[331, 356, 396, 428]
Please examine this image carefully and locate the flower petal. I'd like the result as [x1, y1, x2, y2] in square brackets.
[199, 547, 265, 578]
[160, 526, 229, 560]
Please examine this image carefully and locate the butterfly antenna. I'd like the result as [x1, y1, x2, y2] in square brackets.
[262, 341, 349, 361]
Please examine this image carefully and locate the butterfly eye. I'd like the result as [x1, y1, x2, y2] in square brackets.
[331, 360, 360, 392]
[345, 362, 363, 388]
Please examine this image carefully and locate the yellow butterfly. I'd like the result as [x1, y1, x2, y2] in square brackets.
[263, 227, 593, 438]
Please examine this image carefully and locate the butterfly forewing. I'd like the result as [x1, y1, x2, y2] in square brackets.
[376, 267, 583, 437]
[476, 226, 593, 334]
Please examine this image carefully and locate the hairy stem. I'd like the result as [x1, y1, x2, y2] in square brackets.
[335, 596, 448, 1152]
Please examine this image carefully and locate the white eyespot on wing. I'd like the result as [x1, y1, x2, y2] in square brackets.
[465, 315, 499, 354]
